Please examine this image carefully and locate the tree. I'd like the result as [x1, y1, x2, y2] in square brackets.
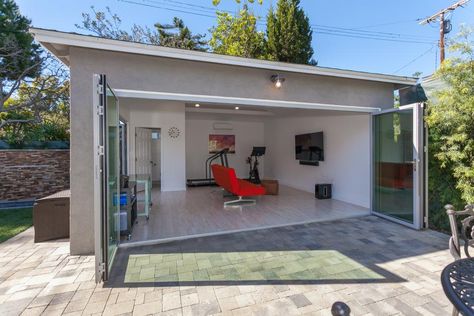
[155, 17, 207, 51]
[266, 0, 315, 65]
[426, 26, 474, 205]
[0, 75, 70, 144]
[0, 0, 69, 132]
[0, 54, 70, 140]
[209, 5, 266, 59]
[77, 7, 207, 51]
[76, 6, 159, 44]
[0, 0, 41, 83]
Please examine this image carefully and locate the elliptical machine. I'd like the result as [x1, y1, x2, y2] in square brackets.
[247, 147, 266, 184]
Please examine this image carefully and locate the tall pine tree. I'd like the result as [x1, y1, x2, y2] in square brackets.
[1, 0, 42, 82]
[266, 0, 315, 65]
[155, 17, 207, 51]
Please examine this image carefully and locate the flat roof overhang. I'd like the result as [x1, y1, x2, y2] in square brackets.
[30, 28, 418, 88]
[115, 89, 381, 113]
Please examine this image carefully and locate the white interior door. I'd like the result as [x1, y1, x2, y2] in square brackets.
[135, 128, 152, 177]
[151, 130, 161, 182]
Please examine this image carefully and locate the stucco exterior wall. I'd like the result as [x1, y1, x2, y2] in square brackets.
[71, 47, 395, 108]
[68, 46, 395, 254]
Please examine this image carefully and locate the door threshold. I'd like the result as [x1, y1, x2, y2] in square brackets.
[119, 212, 370, 249]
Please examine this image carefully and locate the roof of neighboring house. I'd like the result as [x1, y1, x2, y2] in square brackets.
[30, 27, 418, 86]
[420, 74, 446, 102]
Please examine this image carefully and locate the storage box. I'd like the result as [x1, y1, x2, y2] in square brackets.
[33, 190, 70, 242]
[261, 179, 279, 195]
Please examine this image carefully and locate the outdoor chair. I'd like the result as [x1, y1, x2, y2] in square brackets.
[211, 164, 266, 206]
[445, 204, 474, 260]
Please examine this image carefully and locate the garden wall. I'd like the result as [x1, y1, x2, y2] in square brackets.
[0, 150, 70, 201]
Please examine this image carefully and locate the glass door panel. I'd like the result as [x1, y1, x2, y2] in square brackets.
[106, 86, 120, 272]
[373, 109, 415, 224]
[94, 74, 120, 283]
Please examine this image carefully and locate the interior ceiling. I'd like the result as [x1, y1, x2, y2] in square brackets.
[184, 102, 365, 118]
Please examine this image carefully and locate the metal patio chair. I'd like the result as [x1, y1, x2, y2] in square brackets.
[444, 204, 474, 316]
[445, 204, 474, 260]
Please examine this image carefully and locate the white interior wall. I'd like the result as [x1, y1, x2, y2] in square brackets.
[120, 99, 186, 192]
[185, 115, 265, 179]
[264, 113, 371, 208]
[121, 101, 370, 207]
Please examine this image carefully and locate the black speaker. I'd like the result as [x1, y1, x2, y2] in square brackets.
[315, 184, 332, 199]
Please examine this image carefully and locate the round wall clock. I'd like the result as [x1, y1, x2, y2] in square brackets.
[168, 126, 180, 138]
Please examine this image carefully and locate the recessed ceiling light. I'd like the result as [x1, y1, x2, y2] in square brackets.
[195, 103, 200, 107]
[235, 106, 239, 110]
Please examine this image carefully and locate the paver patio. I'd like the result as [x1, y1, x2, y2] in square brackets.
[0, 216, 454, 315]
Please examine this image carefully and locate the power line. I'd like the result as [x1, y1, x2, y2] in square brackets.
[118, 0, 217, 19]
[146, 0, 220, 12]
[312, 27, 435, 43]
[393, 45, 435, 74]
[117, 0, 437, 45]
[142, 0, 234, 15]
[312, 24, 434, 41]
[314, 31, 435, 45]
[351, 19, 420, 30]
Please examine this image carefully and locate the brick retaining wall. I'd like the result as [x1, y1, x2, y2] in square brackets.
[0, 150, 70, 201]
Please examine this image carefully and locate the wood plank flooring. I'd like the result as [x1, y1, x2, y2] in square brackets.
[124, 185, 370, 245]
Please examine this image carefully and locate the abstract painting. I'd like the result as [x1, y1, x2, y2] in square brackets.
[209, 134, 235, 153]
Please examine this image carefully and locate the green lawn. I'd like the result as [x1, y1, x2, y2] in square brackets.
[0, 208, 33, 243]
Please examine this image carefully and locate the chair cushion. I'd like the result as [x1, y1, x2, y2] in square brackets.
[212, 164, 239, 193]
[211, 164, 266, 197]
[237, 179, 266, 196]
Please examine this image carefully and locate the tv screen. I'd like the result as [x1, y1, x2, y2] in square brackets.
[295, 132, 324, 162]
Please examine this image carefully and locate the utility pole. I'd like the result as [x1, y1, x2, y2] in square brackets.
[419, 0, 470, 64]
[439, 12, 445, 63]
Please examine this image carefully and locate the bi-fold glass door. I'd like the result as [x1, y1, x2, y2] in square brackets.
[94, 74, 120, 282]
[372, 103, 425, 229]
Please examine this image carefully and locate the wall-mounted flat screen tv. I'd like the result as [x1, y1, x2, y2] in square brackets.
[295, 132, 324, 162]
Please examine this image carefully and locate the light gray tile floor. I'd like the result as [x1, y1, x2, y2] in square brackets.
[126, 185, 370, 244]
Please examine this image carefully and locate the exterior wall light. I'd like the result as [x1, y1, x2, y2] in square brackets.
[271, 74, 285, 88]
[195, 103, 200, 107]
[235, 106, 240, 110]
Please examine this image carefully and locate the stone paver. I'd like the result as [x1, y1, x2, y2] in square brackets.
[0, 216, 453, 315]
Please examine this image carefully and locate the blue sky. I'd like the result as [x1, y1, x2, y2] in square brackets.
[16, 0, 474, 77]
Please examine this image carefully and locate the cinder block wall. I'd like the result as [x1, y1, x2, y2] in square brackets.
[0, 150, 70, 201]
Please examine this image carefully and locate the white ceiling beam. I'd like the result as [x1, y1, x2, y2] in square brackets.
[114, 89, 381, 113]
[185, 107, 274, 116]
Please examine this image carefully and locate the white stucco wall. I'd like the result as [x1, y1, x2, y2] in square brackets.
[185, 115, 265, 180]
[264, 113, 371, 208]
[121, 99, 186, 192]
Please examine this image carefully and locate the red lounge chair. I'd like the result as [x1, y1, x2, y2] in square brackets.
[211, 164, 266, 206]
